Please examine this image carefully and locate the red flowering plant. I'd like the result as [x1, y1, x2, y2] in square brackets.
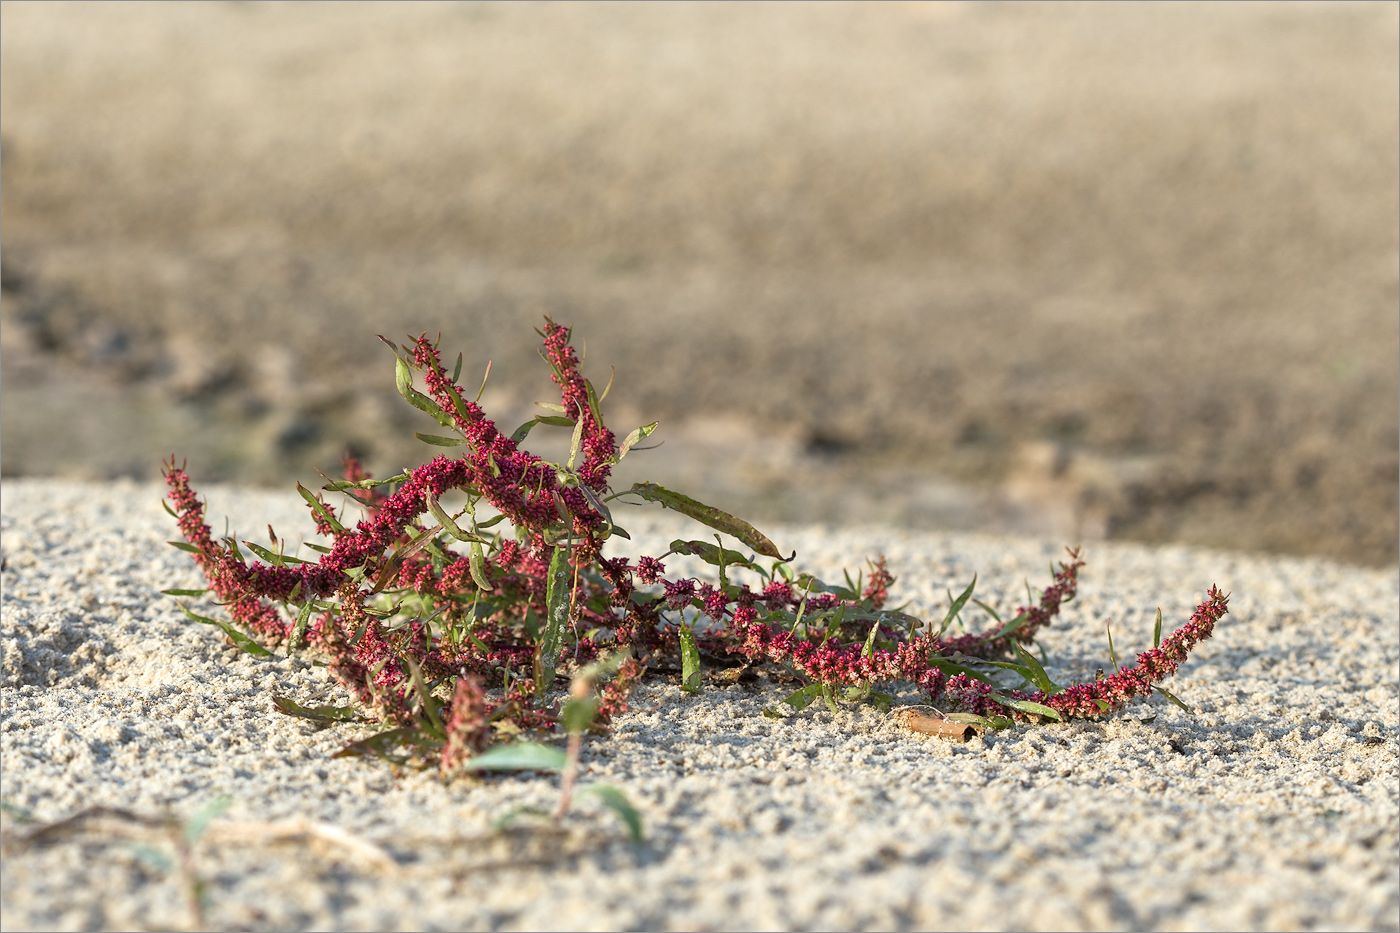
[163, 319, 1228, 832]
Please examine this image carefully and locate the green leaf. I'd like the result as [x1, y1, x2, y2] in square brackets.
[861, 619, 880, 659]
[183, 795, 232, 846]
[178, 604, 275, 658]
[988, 694, 1063, 721]
[395, 356, 456, 427]
[452, 352, 464, 383]
[475, 358, 491, 401]
[821, 683, 840, 715]
[271, 695, 364, 723]
[538, 546, 571, 697]
[1153, 608, 1163, 649]
[241, 540, 307, 566]
[289, 600, 316, 649]
[1152, 685, 1195, 715]
[1092, 699, 1112, 713]
[469, 541, 494, 591]
[426, 494, 478, 543]
[938, 575, 976, 637]
[462, 742, 568, 773]
[668, 539, 759, 573]
[322, 473, 407, 493]
[630, 483, 783, 558]
[679, 626, 702, 694]
[561, 696, 599, 735]
[927, 656, 999, 687]
[167, 540, 203, 554]
[405, 658, 445, 736]
[333, 726, 437, 764]
[943, 712, 1003, 730]
[1106, 620, 1121, 673]
[297, 483, 345, 534]
[580, 784, 643, 843]
[415, 432, 464, 447]
[567, 413, 585, 471]
[780, 683, 825, 712]
[160, 588, 207, 597]
[988, 611, 1032, 642]
[1013, 641, 1063, 697]
[618, 422, 659, 460]
[972, 599, 1003, 625]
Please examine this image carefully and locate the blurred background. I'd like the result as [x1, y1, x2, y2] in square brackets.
[1, 1, 1396, 566]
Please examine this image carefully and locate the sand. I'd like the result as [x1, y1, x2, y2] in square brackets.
[1, 477, 1396, 931]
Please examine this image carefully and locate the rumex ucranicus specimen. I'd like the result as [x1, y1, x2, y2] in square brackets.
[163, 318, 1230, 795]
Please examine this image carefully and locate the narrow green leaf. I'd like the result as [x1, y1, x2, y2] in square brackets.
[469, 541, 493, 591]
[861, 619, 880, 659]
[405, 658, 444, 736]
[426, 494, 477, 543]
[988, 611, 1031, 642]
[821, 683, 840, 715]
[944, 712, 1000, 729]
[160, 498, 178, 518]
[322, 473, 407, 493]
[184, 795, 232, 846]
[160, 588, 207, 597]
[167, 540, 203, 554]
[178, 604, 275, 658]
[1152, 685, 1195, 715]
[938, 575, 977, 638]
[462, 742, 568, 773]
[1153, 608, 1163, 649]
[272, 695, 364, 723]
[289, 600, 315, 649]
[1092, 698, 1112, 713]
[538, 546, 571, 697]
[415, 432, 464, 447]
[535, 402, 568, 414]
[988, 694, 1063, 721]
[598, 366, 616, 403]
[567, 414, 585, 471]
[580, 783, 643, 843]
[679, 626, 702, 694]
[562, 696, 599, 735]
[584, 378, 603, 428]
[618, 422, 660, 460]
[241, 540, 307, 566]
[452, 352, 464, 384]
[668, 539, 759, 573]
[927, 656, 1000, 688]
[475, 358, 491, 401]
[1013, 641, 1062, 697]
[395, 357, 455, 427]
[297, 483, 346, 534]
[781, 683, 824, 711]
[630, 483, 783, 558]
[333, 725, 435, 763]
[1106, 620, 1121, 673]
[972, 599, 1003, 625]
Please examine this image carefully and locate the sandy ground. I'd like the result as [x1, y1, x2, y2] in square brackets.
[1, 1, 1397, 566]
[1, 478, 1396, 931]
